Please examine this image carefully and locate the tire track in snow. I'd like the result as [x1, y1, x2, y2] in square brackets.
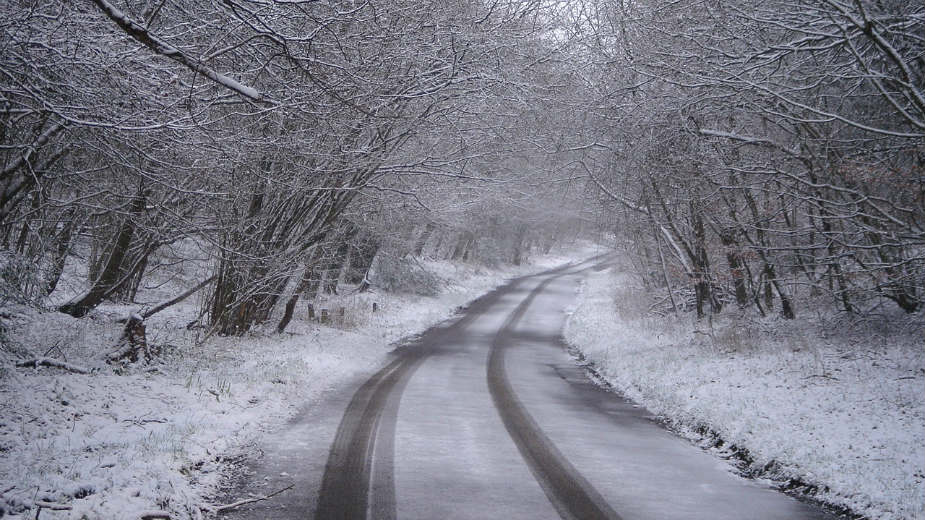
[487, 264, 623, 520]
[313, 354, 414, 520]
[314, 255, 610, 520]
[315, 274, 531, 520]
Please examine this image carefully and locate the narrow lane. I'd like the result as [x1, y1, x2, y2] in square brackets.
[314, 271, 538, 520]
[227, 257, 840, 520]
[320, 260, 591, 519]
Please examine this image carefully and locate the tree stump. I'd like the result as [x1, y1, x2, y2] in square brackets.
[107, 314, 149, 363]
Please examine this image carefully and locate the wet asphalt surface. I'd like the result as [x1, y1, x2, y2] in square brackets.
[223, 257, 841, 520]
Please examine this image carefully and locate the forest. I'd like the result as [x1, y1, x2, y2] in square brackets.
[1, 0, 921, 336]
[0, 1, 922, 519]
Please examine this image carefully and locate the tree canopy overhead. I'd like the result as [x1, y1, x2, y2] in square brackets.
[1, 0, 921, 332]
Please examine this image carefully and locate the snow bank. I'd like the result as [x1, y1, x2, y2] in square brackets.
[0, 246, 595, 519]
[564, 265, 924, 520]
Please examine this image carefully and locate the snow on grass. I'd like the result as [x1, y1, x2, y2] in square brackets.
[564, 263, 925, 520]
[0, 245, 597, 519]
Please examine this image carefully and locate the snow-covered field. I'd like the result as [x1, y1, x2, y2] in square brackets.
[565, 264, 925, 520]
[0, 249, 590, 519]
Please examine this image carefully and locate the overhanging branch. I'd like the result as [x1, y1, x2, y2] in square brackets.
[90, 0, 272, 105]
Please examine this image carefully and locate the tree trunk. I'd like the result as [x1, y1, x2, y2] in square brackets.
[719, 228, 748, 308]
[44, 210, 77, 296]
[413, 222, 435, 256]
[322, 239, 351, 294]
[59, 190, 146, 318]
[740, 185, 795, 319]
[276, 292, 301, 334]
[277, 268, 311, 334]
[512, 225, 529, 266]
[691, 209, 720, 318]
[14, 191, 40, 254]
[765, 263, 795, 319]
[346, 234, 379, 286]
[452, 231, 473, 261]
[277, 247, 328, 334]
[654, 229, 679, 314]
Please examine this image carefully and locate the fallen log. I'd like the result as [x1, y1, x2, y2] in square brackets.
[16, 358, 90, 374]
[108, 276, 215, 364]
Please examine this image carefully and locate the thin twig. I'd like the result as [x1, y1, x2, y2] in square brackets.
[207, 483, 294, 513]
[34, 500, 72, 510]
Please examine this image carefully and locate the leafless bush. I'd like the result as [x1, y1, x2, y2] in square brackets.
[369, 256, 442, 297]
[0, 251, 43, 308]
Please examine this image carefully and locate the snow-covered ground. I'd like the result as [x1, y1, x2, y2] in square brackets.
[564, 263, 924, 520]
[0, 248, 593, 519]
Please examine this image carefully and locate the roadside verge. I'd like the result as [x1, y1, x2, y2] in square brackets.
[563, 265, 924, 520]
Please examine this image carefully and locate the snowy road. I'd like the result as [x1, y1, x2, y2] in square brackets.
[225, 258, 838, 520]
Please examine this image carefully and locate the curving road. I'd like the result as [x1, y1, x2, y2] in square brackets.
[225, 257, 839, 520]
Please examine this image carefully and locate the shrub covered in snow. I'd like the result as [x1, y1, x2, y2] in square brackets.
[367, 254, 443, 296]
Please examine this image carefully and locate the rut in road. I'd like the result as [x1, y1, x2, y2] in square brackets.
[314, 257, 608, 520]
[313, 354, 425, 520]
[315, 273, 530, 520]
[487, 270, 622, 520]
